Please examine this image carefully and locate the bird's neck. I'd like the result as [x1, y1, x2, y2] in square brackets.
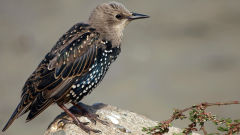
[105, 28, 123, 47]
[90, 24, 123, 47]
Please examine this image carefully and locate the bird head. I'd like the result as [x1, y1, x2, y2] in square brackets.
[88, 2, 149, 45]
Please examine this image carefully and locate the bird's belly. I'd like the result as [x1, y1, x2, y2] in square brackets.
[67, 62, 110, 103]
[65, 46, 120, 103]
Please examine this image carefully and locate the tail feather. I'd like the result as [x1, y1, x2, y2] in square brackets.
[2, 102, 26, 132]
[2, 94, 32, 132]
[26, 95, 53, 122]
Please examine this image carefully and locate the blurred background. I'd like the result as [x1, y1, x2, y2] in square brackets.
[0, 0, 240, 135]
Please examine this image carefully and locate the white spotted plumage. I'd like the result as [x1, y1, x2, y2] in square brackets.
[68, 43, 121, 103]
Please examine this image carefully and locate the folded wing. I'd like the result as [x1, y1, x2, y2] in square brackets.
[2, 23, 102, 131]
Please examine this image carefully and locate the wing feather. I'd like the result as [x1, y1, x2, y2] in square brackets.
[2, 23, 102, 132]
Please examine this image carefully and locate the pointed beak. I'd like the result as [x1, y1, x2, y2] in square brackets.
[128, 12, 150, 20]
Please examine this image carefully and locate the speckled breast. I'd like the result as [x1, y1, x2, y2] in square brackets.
[67, 41, 121, 103]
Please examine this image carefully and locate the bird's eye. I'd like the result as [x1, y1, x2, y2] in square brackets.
[115, 14, 122, 19]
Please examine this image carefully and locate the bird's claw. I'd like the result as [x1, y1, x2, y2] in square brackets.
[73, 120, 101, 134]
[57, 118, 71, 129]
[58, 118, 100, 133]
[72, 103, 109, 126]
[57, 118, 90, 129]
[85, 113, 108, 125]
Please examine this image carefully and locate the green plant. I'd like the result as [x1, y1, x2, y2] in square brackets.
[142, 101, 240, 135]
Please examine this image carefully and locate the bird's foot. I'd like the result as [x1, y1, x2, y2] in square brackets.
[84, 112, 108, 125]
[73, 119, 101, 134]
[57, 118, 100, 133]
[58, 103, 100, 134]
[72, 103, 109, 125]
[57, 118, 89, 129]
[57, 118, 71, 129]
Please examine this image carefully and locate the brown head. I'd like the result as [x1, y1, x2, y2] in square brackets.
[88, 2, 149, 46]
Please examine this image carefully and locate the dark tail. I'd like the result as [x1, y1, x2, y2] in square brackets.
[2, 102, 26, 132]
[2, 94, 31, 132]
[26, 95, 53, 122]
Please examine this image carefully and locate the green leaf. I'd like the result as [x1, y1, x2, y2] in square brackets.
[217, 126, 228, 132]
[173, 133, 184, 135]
[213, 121, 218, 125]
[234, 119, 240, 123]
[142, 127, 147, 131]
[225, 118, 232, 123]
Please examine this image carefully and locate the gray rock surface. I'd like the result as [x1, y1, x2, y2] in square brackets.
[44, 103, 200, 135]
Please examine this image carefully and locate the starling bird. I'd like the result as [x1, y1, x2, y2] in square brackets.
[2, 2, 149, 133]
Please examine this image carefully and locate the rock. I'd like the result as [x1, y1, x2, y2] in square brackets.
[44, 103, 200, 135]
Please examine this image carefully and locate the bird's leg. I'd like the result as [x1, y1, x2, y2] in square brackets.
[71, 102, 108, 125]
[58, 103, 101, 133]
[57, 117, 89, 129]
